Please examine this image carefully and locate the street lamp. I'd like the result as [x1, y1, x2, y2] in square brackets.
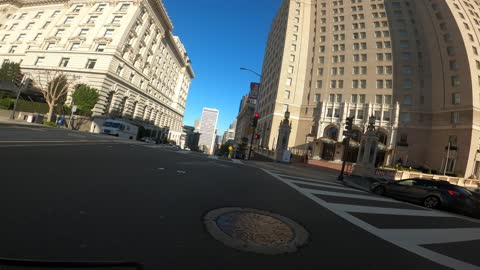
[240, 67, 262, 78]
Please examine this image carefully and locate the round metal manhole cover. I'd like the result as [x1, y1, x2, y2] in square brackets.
[204, 208, 309, 255]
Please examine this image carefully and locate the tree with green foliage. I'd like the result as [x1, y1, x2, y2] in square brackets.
[72, 84, 99, 116]
[0, 62, 21, 83]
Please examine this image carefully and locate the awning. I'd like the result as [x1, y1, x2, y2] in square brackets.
[319, 137, 336, 144]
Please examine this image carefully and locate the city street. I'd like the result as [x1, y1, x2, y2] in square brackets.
[1, 124, 480, 269]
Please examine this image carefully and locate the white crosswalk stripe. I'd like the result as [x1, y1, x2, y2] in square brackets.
[264, 169, 480, 270]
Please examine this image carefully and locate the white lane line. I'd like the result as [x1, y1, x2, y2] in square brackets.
[274, 173, 345, 186]
[231, 159, 243, 164]
[264, 169, 480, 270]
[289, 179, 365, 192]
[382, 228, 480, 245]
[208, 156, 219, 160]
[327, 203, 450, 217]
[301, 188, 397, 202]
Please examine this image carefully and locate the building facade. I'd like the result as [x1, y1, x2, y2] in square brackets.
[234, 95, 254, 146]
[198, 107, 219, 155]
[256, 0, 480, 177]
[222, 119, 236, 145]
[0, 0, 194, 136]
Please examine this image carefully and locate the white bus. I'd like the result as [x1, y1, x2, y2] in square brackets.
[102, 120, 139, 140]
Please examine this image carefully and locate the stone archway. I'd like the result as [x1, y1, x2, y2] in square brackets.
[321, 125, 339, 161]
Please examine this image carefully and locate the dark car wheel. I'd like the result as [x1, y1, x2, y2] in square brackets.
[373, 186, 385, 196]
[423, 196, 441, 209]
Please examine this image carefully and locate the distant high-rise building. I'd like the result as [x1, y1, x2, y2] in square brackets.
[222, 119, 237, 145]
[198, 108, 219, 155]
[256, 0, 480, 177]
[194, 119, 201, 132]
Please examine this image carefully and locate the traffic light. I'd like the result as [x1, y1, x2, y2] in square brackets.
[254, 133, 260, 140]
[252, 112, 260, 128]
[345, 117, 353, 131]
[15, 72, 24, 88]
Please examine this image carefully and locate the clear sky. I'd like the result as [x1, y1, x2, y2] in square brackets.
[163, 0, 280, 134]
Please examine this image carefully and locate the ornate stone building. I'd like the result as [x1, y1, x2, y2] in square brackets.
[0, 0, 194, 140]
[256, 0, 480, 177]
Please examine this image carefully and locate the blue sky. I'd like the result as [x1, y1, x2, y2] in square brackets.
[163, 0, 280, 134]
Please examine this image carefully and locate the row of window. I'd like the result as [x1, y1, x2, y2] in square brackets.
[311, 66, 395, 76]
[4, 15, 123, 32]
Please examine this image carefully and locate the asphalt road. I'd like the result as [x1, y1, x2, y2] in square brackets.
[1, 123, 480, 270]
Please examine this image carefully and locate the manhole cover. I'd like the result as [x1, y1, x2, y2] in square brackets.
[204, 208, 309, 255]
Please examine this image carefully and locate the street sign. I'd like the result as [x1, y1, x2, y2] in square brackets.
[247, 127, 254, 134]
[343, 131, 353, 137]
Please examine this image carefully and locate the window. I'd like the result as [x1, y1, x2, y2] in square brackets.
[35, 57, 45, 65]
[451, 76, 460, 87]
[16, 33, 25, 41]
[55, 29, 64, 37]
[386, 80, 393, 88]
[51, 10, 60, 17]
[288, 66, 294, 73]
[403, 95, 412, 105]
[64, 17, 73, 24]
[286, 78, 292, 86]
[119, 3, 130, 12]
[359, 95, 366, 104]
[452, 93, 461, 105]
[72, 5, 83, 13]
[290, 54, 295, 62]
[383, 111, 391, 121]
[8, 45, 17, 53]
[111, 16, 122, 24]
[316, 80, 323, 88]
[104, 29, 114, 37]
[376, 80, 384, 89]
[403, 79, 413, 89]
[85, 59, 97, 69]
[79, 29, 89, 37]
[42, 21, 51, 29]
[329, 94, 335, 103]
[357, 110, 364, 119]
[361, 80, 367, 88]
[451, 112, 460, 124]
[315, 94, 321, 102]
[351, 94, 358, 103]
[10, 23, 18, 30]
[24, 22, 34, 30]
[33, 33, 42, 41]
[59, 57, 70, 67]
[18, 13, 27, 20]
[70, 42, 80, 50]
[130, 72, 135, 82]
[401, 112, 411, 123]
[87, 16, 98, 24]
[96, 4, 106, 12]
[45, 42, 54, 50]
[284, 90, 290, 99]
[96, 43, 107, 52]
[34, 12, 43, 19]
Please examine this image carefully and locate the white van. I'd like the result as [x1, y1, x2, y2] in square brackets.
[102, 120, 138, 140]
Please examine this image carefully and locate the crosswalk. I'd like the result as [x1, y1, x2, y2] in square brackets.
[264, 169, 480, 270]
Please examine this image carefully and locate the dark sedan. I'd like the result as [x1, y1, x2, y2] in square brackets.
[371, 179, 480, 217]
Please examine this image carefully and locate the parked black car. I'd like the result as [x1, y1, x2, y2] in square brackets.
[371, 179, 480, 217]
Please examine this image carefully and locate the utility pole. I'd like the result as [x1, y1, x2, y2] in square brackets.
[338, 117, 354, 181]
[444, 141, 451, 176]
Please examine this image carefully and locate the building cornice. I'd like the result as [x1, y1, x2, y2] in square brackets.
[0, 0, 67, 7]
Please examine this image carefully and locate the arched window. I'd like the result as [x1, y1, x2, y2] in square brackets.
[325, 126, 339, 141]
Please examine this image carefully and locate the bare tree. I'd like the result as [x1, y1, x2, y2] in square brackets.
[33, 70, 77, 122]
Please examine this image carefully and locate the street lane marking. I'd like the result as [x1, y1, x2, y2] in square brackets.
[327, 203, 449, 217]
[381, 228, 480, 245]
[208, 156, 219, 160]
[274, 173, 345, 186]
[231, 159, 243, 164]
[301, 188, 397, 202]
[289, 179, 362, 192]
[264, 169, 480, 270]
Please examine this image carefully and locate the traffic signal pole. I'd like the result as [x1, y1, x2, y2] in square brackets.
[248, 113, 260, 160]
[10, 73, 28, 120]
[338, 117, 354, 181]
